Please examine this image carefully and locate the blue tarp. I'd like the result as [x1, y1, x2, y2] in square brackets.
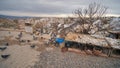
[55, 38, 64, 44]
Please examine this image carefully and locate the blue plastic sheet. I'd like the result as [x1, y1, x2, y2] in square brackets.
[55, 38, 64, 44]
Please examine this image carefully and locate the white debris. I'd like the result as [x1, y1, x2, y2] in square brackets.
[58, 23, 62, 28]
[64, 24, 70, 28]
[109, 18, 120, 31]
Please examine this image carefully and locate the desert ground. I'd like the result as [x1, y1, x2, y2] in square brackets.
[0, 30, 120, 68]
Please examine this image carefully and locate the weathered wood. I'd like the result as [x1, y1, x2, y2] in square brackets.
[107, 48, 113, 57]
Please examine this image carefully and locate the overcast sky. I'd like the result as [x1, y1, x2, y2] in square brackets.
[0, 0, 120, 17]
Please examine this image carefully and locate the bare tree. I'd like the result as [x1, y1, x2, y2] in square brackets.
[74, 2, 108, 34]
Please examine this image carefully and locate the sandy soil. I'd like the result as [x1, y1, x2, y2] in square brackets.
[0, 31, 33, 40]
[0, 45, 40, 68]
[0, 30, 41, 68]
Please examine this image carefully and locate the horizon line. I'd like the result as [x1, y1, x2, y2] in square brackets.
[0, 14, 120, 18]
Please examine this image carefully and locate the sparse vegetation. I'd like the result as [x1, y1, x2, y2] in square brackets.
[0, 19, 18, 28]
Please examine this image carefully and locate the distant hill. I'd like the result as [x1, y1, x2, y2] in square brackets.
[0, 15, 32, 19]
[0, 15, 64, 19]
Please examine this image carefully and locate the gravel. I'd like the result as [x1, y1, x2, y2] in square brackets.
[32, 48, 120, 68]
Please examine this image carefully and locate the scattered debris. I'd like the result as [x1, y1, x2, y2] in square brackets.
[65, 32, 120, 57]
[61, 47, 68, 52]
[0, 47, 7, 51]
[30, 45, 35, 48]
[1, 54, 10, 59]
[5, 43, 9, 46]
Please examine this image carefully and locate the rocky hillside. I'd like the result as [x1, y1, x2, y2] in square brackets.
[0, 18, 18, 28]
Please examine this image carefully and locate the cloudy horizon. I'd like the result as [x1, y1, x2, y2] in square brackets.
[0, 0, 120, 17]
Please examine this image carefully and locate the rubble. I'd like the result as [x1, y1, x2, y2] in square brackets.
[65, 32, 120, 57]
[0, 16, 120, 68]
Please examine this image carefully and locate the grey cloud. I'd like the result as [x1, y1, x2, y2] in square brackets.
[0, 0, 120, 16]
[0, 0, 71, 14]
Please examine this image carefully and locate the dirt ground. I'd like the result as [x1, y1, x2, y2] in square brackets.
[0, 45, 40, 68]
[32, 48, 120, 68]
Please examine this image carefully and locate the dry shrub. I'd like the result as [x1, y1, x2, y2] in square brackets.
[85, 50, 93, 55]
[38, 37, 46, 42]
[61, 47, 68, 52]
[0, 36, 19, 45]
[93, 49, 108, 57]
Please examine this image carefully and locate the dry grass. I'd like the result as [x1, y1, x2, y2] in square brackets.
[0, 39, 19, 45]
